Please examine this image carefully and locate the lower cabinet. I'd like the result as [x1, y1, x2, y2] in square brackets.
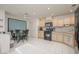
[52, 32, 64, 42]
[38, 31, 44, 39]
[52, 32, 57, 41]
[56, 32, 64, 42]
[52, 32, 75, 47]
[63, 33, 75, 47]
[38, 31, 75, 47]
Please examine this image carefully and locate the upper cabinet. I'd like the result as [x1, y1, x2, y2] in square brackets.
[52, 17, 64, 27]
[38, 14, 75, 28]
[52, 18, 58, 27]
[52, 14, 75, 27]
[69, 15, 75, 25]
[64, 16, 70, 25]
[64, 15, 75, 26]
[57, 18, 64, 27]
[39, 17, 45, 27]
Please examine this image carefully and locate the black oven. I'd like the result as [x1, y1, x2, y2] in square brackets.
[44, 22, 53, 41]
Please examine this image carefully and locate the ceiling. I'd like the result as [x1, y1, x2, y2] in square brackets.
[0, 4, 79, 19]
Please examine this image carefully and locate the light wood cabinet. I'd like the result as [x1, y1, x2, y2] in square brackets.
[52, 18, 58, 27]
[63, 33, 75, 47]
[38, 14, 75, 47]
[57, 19, 64, 27]
[56, 32, 64, 42]
[38, 31, 44, 39]
[38, 17, 45, 39]
[64, 16, 70, 25]
[64, 15, 75, 25]
[52, 32, 64, 42]
[52, 32, 75, 47]
[52, 17, 64, 27]
[69, 16, 75, 24]
[39, 17, 45, 27]
[39, 20, 45, 27]
[52, 32, 57, 41]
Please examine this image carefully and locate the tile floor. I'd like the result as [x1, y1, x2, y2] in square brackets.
[9, 38, 76, 54]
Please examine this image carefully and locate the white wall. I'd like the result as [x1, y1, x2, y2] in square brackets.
[27, 18, 39, 38]
[0, 9, 6, 32]
[0, 33, 10, 53]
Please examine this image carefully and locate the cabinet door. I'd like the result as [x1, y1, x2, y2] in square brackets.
[69, 16, 75, 24]
[38, 31, 44, 39]
[53, 19, 58, 27]
[52, 32, 57, 41]
[53, 18, 64, 27]
[39, 18, 45, 27]
[64, 33, 75, 47]
[56, 32, 64, 42]
[64, 16, 70, 25]
[64, 15, 75, 25]
[57, 19, 64, 27]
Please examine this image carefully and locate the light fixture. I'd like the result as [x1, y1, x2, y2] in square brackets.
[48, 8, 50, 10]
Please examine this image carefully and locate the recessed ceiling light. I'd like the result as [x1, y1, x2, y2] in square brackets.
[48, 8, 50, 10]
